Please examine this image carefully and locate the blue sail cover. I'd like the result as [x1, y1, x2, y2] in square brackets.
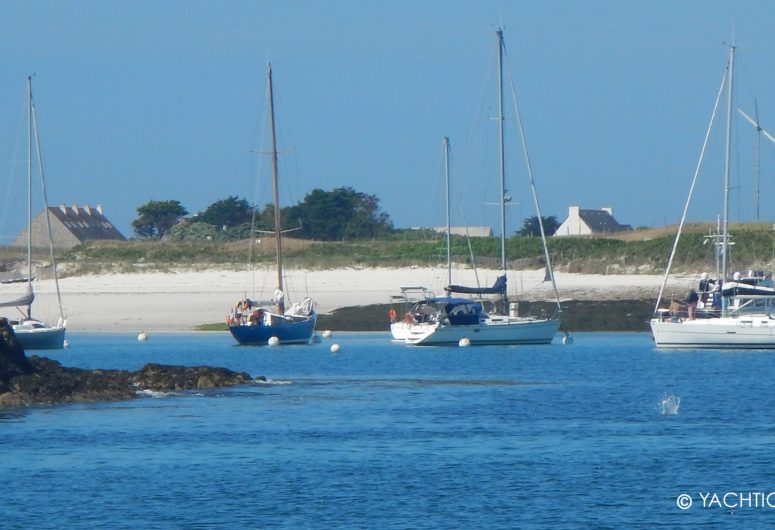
[445, 275, 507, 296]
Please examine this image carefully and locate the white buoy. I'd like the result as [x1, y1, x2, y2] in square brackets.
[268, 336, 280, 346]
[458, 337, 471, 347]
[562, 332, 574, 345]
[330, 343, 340, 353]
[63, 339, 69, 348]
[137, 332, 147, 342]
[322, 330, 333, 338]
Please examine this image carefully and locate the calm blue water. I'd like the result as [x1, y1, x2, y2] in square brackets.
[2, 331, 775, 528]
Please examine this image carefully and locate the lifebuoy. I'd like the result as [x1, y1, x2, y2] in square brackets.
[388, 308, 397, 321]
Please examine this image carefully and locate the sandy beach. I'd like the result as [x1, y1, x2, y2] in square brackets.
[21, 266, 695, 332]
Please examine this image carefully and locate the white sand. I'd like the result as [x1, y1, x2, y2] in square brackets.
[22, 266, 695, 332]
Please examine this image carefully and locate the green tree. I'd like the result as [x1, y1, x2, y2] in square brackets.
[132, 200, 189, 239]
[517, 215, 560, 237]
[281, 187, 393, 241]
[198, 196, 256, 229]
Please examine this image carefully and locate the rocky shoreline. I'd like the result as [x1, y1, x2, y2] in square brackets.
[0, 318, 260, 408]
[316, 299, 658, 332]
[1, 299, 657, 407]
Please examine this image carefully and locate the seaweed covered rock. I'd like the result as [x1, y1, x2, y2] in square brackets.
[0, 317, 32, 383]
[6, 356, 136, 406]
[0, 329, 259, 407]
[132, 363, 253, 391]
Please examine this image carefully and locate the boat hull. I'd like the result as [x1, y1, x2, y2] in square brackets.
[229, 314, 317, 346]
[14, 325, 66, 350]
[650, 316, 775, 349]
[405, 317, 559, 346]
[390, 321, 413, 341]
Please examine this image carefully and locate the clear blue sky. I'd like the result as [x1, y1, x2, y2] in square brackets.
[1, 1, 774, 241]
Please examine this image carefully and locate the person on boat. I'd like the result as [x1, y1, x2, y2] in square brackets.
[686, 289, 699, 320]
[669, 295, 682, 321]
[249, 308, 264, 326]
[698, 272, 714, 304]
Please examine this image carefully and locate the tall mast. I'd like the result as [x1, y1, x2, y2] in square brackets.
[754, 99, 761, 221]
[267, 63, 284, 314]
[496, 29, 507, 273]
[496, 28, 510, 313]
[721, 45, 734, 318]
[26, 76, 33, 319]
[443, 136, 452, 286]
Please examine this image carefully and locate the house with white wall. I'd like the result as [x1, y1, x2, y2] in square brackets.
[554, 206, 631, 237]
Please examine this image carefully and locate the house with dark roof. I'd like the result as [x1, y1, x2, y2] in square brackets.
[12, 203, 126, 249]
[554, 206, 631, 237]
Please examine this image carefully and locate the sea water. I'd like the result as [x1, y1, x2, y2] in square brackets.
[2, 332, 775, 528]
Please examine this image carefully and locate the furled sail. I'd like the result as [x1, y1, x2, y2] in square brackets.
[0, 283, 34, 308]
[445, 275, 507, 296]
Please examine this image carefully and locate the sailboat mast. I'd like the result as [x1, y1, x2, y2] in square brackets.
[443, 136, 452, 286]
[267, 63, 285, 314]
[754, 99, 761, 221]
[721, 45, 734, 317]
[496, 29, 507, 274]
[26, 77, 33, 319]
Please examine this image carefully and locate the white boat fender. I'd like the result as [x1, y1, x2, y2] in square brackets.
[458, 337, 471, 347]
[330, 343, 340, 353]
[322, 330, 332, 338]
[562, 332, 573, 345]
[138, 332, 148, 342]
[268, 336, 280, 346]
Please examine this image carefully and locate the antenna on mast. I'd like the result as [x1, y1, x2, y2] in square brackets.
[738, 106, 775, 221]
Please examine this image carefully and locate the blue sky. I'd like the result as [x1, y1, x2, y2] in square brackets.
[1, 1, 775, 241]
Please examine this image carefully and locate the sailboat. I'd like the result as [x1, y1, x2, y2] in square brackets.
[399, 29, 562, 346]
[227, 64, 317, 346]
[389, 137, 452, 342]
[2, 77, 67, 349]
[650, 45, 775, 349]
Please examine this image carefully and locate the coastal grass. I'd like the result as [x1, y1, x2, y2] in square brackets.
[51, 222, 775, 276]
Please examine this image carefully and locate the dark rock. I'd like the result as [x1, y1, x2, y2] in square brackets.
[132, 363, 253, 392]
[0, 317, 32, 382]
[317, 299, 657, 332]
[0, 334, 259, 408]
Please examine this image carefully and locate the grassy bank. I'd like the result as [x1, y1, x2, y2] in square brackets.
[53, 222, 775, 277]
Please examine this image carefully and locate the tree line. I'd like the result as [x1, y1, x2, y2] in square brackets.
[132, 187, 395, 241]
[131, 187, 560, 241]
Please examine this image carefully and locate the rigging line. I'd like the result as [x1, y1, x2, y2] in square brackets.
[451, 167, 483, 291]
[458, 45, 497, 238]
[0, 89, 28, 240]
[653, 65, 728, 314]
[501, 41, 562, 311]
[30, 88, 65, 319]
[245, 68, 273, 300]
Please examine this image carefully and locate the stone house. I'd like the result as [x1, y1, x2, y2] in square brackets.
[12, 203, 126, 249]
